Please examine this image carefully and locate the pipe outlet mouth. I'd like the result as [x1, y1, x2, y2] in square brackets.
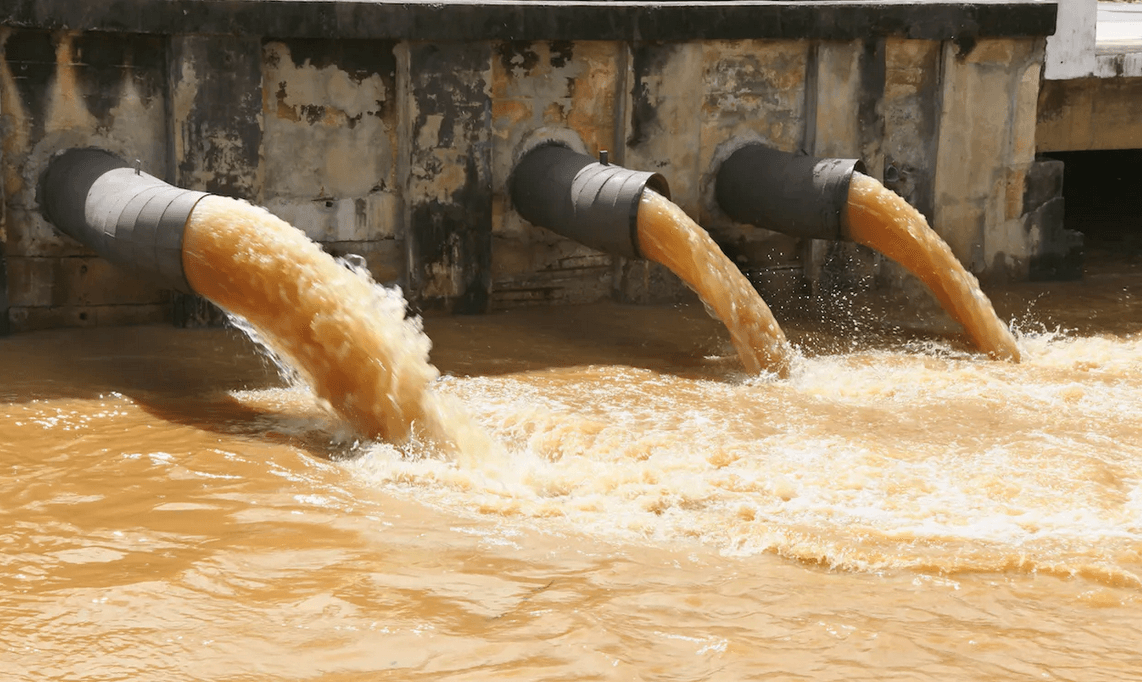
[715, 143, 865, 241]
[38, 148, 208, 293]
[510, 143, 670, 260]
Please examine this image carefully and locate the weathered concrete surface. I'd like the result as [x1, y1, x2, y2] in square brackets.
[403, 42, 493, 313]
[626, 42, 702, 213]
[171, 35, 262, 199]
[1037, 75, 1142, 151]
[0, 1, 1063, 332]
[806, 39, 889, 302]
[698, 40, 808, 275]
[933, 37, 1046, 281]
[490, 40, 627, 309]
[1095, 2, 1142, 78]
[168, 34, 263, 325]
[1045, 0, 1097, 79]
[0, 28, 172, 330]
[882, 39, 942, 221]
[1022, 157, 1079, 281]
[1046, 1, 1142, 80]
[262, 39, 401, 284]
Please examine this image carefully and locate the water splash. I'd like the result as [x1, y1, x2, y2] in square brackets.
[181, 195, 496, 465]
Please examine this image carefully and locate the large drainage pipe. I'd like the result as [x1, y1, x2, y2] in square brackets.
[715, 143, 865, 241]
[37, 147, 208, 293]
[511, 144, 670, 259]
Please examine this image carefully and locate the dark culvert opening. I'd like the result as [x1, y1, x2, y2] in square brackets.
[1046, 149, 1142, 267]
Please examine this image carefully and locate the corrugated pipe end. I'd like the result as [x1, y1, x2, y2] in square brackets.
[37, 147, 209, 294]
[715, 143, 865, 241]
[510, 143, 670, 260]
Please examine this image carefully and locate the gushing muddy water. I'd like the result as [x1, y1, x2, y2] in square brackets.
[637, 188, 793, 377]
[180, 196, 492, 462]
[845, 172, 1022, 362]
[4, 265, 1142, 679]
[4, 194, 1142, 678]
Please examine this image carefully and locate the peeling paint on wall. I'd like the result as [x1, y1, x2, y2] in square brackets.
[261, 38, 398, 259]
[405, 42, 492, 313]
[171, 35, 263, 199]
[0, 21, 1062, 330]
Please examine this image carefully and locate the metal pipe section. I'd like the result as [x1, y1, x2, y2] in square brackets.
[510, 144, 670, 260]
[715, 143, 865, 241]
[37, 148, 209, 293]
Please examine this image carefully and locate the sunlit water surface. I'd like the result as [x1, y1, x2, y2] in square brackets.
[2, 254, 1142, 680]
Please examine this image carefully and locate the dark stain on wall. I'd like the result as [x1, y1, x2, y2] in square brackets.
[407, 42, 492, 314]
[170, 35, 262, 198]
[496, 41, 539, 75]
[882, 41, 940, 222]
[168, 35, 263, 327]
[0, 1, 1058, 42]
[3, 29, 54, 140]
[627, 42, 669, 149]
[409, 156, 492, 314]
[73, 32, 164, 124]
[548, 40, 573, 68]
[856, 37, 886, 153]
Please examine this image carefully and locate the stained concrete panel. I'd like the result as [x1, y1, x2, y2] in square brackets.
[624, 42, 704, 216]
[1, 30, 168, 254]
[882, 39, 941, 220]
[489, 40, 632, 308]
[934, 37, 1041, 275]
[491, 40, 622, 238]
[0, 29, 173, 331]
[699, 39, 808, 222]
[170, 35, 263, 199]
[7, 255, 166, 308]
[698, 40, 808, 271]
[1037, 76, 1142, 152]
[814, 41, 865, 159]
[261, 39, 400, 252]
[403, 41, 493, 313]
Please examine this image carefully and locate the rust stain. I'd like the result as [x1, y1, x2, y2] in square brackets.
[492, 99, 530, 127]
[565, 44, 618, 153]
[542, 101, 565, 124]
[275, 81, 300, 122]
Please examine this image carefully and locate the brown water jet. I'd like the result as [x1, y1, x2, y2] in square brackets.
[181, 195, 484, 452]
[511, 144, 794, 377]
[636, 189, 794, 377]
[844, 172, 1021, 362]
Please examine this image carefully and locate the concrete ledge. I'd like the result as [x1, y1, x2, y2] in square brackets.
[2, 0, 1056, 42]
[1037, 76, 1142, 151]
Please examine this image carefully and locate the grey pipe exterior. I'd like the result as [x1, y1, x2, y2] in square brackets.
[511, 144, 670, 260]
[37, 148, 209, 293]
[715, 143, 865, 241]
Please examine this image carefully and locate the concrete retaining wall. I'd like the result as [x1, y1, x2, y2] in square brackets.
[0, 1, 1058, 331]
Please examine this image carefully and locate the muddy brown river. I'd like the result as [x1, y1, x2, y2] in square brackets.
[2, 251, 1142, 680]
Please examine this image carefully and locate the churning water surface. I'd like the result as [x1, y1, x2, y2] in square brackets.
[2, 195, 1142, 678]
